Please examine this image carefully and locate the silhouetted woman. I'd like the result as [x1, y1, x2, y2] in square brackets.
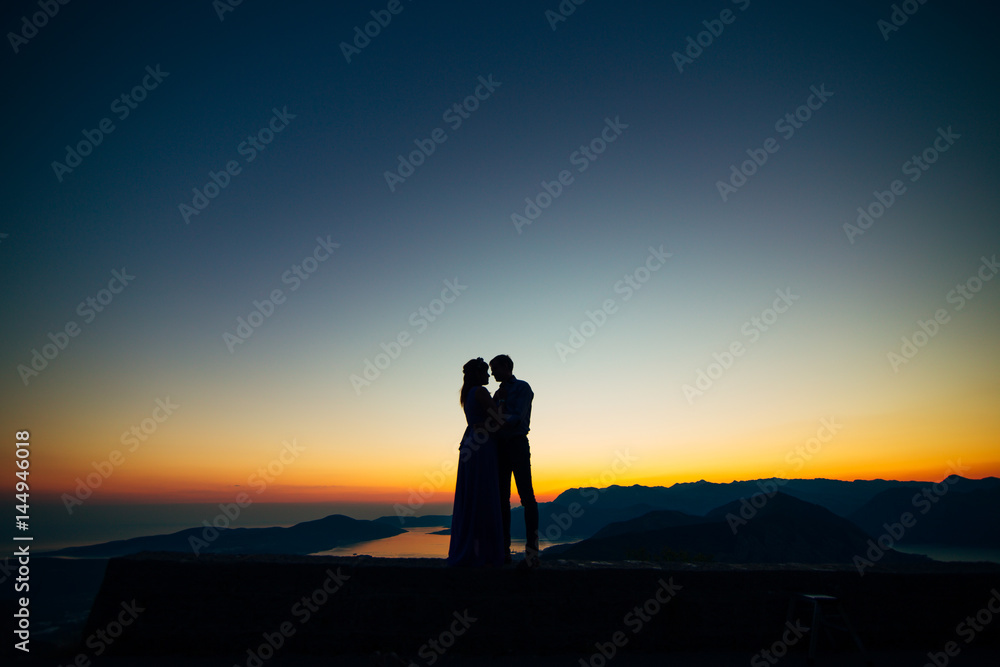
[447, 358, 505, 567]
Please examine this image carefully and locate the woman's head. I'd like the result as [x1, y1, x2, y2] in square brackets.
[460, 357, 489, 405]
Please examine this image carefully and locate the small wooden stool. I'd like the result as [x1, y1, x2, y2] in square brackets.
[786, 593, 871, 665]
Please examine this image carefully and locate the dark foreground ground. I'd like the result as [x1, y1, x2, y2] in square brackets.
[13, 649, 1000, 666]
[6, 554, 1000, 665]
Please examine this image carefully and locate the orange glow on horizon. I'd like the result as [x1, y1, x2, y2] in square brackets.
[24, 390, 1000, 507]
[35, 461, 1000, 506]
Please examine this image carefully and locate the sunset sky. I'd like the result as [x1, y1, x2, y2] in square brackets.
[2, 0, 998, 530]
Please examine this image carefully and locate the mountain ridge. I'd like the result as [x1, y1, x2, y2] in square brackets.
[41, 513, 405, 558]
[44, 476, 1000, 558]
[545, 492, 930, 565]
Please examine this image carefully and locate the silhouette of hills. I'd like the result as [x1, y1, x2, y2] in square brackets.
[514, 477, 1000, 545]
[40, 477, 1000, 560]
[510, 501, 665, 540]
[42, 514, 405, 558]
[551, 476, 1000, 517]
[587, 509, 708, 539]
[544, 492, 926, 564]
[374, 514, 451, 528]
[849, 485, 1000, 548]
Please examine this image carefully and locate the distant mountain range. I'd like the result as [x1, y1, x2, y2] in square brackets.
[374, 514, 452, 528]
[512, 476, 1000, 552]
[543, 492, 926, 564]
[41, 476, 1000, 561]
[849, 485, 1000, 548]
[42, 514, 405, 558]
[553, 475, 1000, 517]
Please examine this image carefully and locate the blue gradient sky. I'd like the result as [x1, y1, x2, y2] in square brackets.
[2, 0, 998, 528]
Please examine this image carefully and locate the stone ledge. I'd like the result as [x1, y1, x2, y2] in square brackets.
[82, 553, 1000, 657]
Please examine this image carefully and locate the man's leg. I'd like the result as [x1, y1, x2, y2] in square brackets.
[497, 441, 513, 556]
[510, 436, 539, 556]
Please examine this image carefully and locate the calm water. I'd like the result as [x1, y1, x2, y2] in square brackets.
[894, 544, 1000, 564]
[33, 502, 1000, 563]
[33, 502, 565, 557]
[32, 501, 453, 552]
[312, 526, 572, 559]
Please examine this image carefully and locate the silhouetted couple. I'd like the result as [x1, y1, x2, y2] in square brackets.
[447, 355, 539, 568]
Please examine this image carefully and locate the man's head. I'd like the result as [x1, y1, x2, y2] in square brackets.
[489, 354, 514, 383]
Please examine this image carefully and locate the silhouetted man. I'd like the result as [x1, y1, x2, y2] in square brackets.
[490, 354, 539, 567]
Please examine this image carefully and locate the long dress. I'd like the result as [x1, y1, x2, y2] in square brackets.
[447, 387, 505, 567]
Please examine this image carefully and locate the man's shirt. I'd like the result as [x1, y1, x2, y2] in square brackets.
[496, 376, 532, 437]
